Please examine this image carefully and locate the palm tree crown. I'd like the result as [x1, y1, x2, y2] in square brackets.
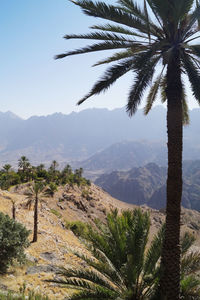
[51, 210, 200, 300]
[57, 0, 200, 115]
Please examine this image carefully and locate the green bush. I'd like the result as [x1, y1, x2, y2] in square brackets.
[0, 212, 30, 273]
[64, 220, 89, 237]
[50, 209, 62, 218]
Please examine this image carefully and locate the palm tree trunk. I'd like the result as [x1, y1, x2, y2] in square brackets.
[32, 195, 38, 243]
[160, 53, 183, 300]
[12, 202, 16, 220]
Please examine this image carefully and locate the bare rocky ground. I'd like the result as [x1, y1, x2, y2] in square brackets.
[0, 183, 200, 298]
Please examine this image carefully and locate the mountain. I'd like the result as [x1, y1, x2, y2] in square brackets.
[77, 141, 167, 179]
[0, 106, 199, 166]
[78, 139, 200, 180]
[95, 161, 200, 211]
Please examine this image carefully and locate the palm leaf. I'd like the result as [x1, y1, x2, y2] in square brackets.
[182, 87, 190, 126]
[183, 4, 200, 37]
[181, 252, 200, 276]
[77, 58, 134, 105]
[55, 41, 136, 59]
[181, 232, 196, 255]
[181, 275, 200, 299]
[144, 68, 164, 115]
[91, 24, 147, 39]
[143, 224, 165, 276]
[181, 52, 200, 105]
[117, 0, 163, 38]
[93, 48, 147, 67]
[64, 32, 135, 42]
[127, 55, 160, 116]
[71, 0, 158, 37]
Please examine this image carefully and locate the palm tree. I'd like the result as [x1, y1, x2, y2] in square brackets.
[25, 181, 45, 243]
[44, 182, 58, 197]
[50, 210, 200, 300]
[18, 156, 31, 182]
[2, 164, 12, 174]
[56, 1, 200, 298]
[18, 156, 30, 173]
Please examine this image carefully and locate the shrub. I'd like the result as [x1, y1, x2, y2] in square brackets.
[0, 212, 30, 273]
[50, 209, 62, 218]
[64, 220, 89, 237]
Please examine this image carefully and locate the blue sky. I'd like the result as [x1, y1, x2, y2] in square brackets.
[0, 0, 199, 119]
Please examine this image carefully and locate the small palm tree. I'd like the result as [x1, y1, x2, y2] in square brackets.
[50, 210, 200, 300]
[11, 198, 16, 220]
[18, 156, 30, 173]
[44, 182, 58, 198]
[2, 164, 12, 174]
[25, 182, 45, 243]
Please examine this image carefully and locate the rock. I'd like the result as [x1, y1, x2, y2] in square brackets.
[40, 252, 57, 262]
[0, 283, 8, 291]
[26, 264, 58, 275]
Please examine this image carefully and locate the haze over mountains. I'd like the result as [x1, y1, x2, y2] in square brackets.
[0, 106, 199, 168]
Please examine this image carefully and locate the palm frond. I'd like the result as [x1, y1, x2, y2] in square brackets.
[66, 286, 119, 300]
[197, 0, 200, 29]
[188, 44, 200, 58]
[181, 232, 196, 255]
[172, 0, 194, 25]
[160, 75, 167, 103]
[182, 86, 190, 126]
[64, 32, 135, 42]
[69, 247, 125, 288]
[93, 48, 147, 67]
[145, 0, 170, 25]
[181, 251, 200, 276]
[91, 24, 147, 39]
[77, 58, 134, 105]
[143, 0, 151, 42]
[181, 52, 200, 105]
[71, 0, 158, 37]
[181, 275, 200, 299]
[55, 41, 136, 59]
[117, 0, 163, 38]
[144, 68, 164, 115]
[127, 55, 160, 116]
[183, 4, 200, 37]
[143, 224, 165, 276]
[56, 266, 118, 292]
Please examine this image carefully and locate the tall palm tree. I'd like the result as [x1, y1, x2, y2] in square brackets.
[25, 181, 45, 243]
[50, 210, 200, 300]
[56, 1, 200, 298]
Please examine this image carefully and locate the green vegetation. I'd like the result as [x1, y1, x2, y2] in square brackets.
[0, 156, 90, 191]
[0, 212, 30, 273]
[0, 288, 49, 300]
[64, 220, 89, 237]
[50, 209, 62, 219]
[57, 0, 200, 297]
[51, 209, 200, 300]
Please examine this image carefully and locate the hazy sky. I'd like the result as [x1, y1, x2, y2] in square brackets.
[1, 0, 199, 119]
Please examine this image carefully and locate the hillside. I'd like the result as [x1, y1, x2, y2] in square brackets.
[1, 183, 200, 298]
[0, 106, 199, 167]
[0, 183, 135, 298]
[95, 161, 200, 210]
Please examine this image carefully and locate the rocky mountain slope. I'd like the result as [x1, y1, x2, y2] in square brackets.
[78, 140, 200, 180]
[95, 161, 200, 210]
[1, 183, 200, 298]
